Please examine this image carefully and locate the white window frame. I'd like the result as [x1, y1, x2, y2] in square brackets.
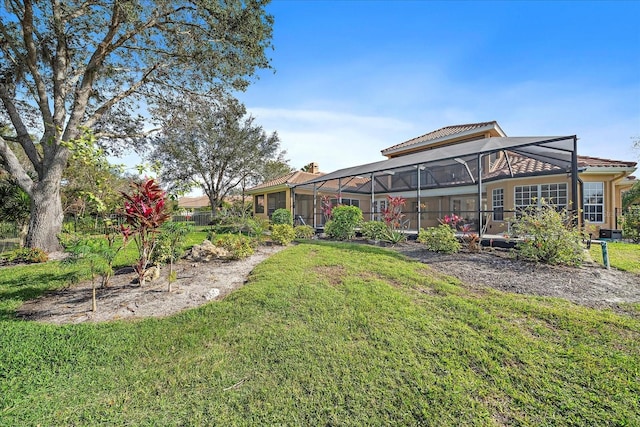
[514, 183, 568, 212]
[583, 182, 604, 223]
[492, 188, 504, 221]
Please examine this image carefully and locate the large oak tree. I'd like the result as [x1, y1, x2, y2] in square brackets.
[0, 0, 273, 252]
[149, 93, 282, 210]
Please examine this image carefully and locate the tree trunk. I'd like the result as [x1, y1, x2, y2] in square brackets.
[26, 182, 64, 253]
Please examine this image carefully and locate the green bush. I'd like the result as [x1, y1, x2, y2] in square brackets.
[417, 225, 460, 254]
[271, 208, 293, 225]
[2, 247, 49, 263]
[361, 221, 388, 241]
[213, 234, 254, 260]
[324, 205, 363, 240]
[509, 200, 584, 266]
[247, 217, 270, 240]
[271, 224, 296, 245]
[294, 224, 315, 239]
[621, 206, 640, 243]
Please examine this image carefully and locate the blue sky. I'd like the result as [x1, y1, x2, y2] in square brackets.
[231, 0, 640, 174]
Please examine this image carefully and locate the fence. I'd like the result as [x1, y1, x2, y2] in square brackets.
[0, 222, 20, 252]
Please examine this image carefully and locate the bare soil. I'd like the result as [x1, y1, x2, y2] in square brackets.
[16, 245, 286, 324]
[392, 244, 640, 313]
[13, 242, 640, 324]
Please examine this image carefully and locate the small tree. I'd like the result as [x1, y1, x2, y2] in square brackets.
[121, 179, 170, 286]
[152, 222, 193, 292]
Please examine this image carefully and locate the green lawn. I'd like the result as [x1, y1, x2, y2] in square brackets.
[1, 241, 639, 425]
[589, 241, 640, 274]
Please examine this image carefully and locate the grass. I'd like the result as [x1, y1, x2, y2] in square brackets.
[1, 241, 639, 425]
[589, 241, 640, 274]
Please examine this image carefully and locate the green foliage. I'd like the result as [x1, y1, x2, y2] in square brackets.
[383, 228, 407, 244]
[1, 247, 48, 264]
[621, 206, 640, 243]
[324, 205, 363, 240]
[510, 200, 584, 266]
[417, 225, 461, 253]
[361, 220, 388, 241]
[294, 224, 315, 239]
[271, 208, 293, 225]
[1, 243, 639, 425]
[622, 181, 640, 210]
[152, 222, 194, 266]
[213, 234, 254, 260]
[271, 224, 295, 245]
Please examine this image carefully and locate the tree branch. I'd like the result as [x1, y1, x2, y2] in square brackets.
[0, 136, 34, 195]
[19, 0, 55, 136]
[0, 82, 42, 173]
[83, 64, 161, 129]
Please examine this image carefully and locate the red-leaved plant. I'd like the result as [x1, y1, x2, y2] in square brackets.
[120, 179, 171, 286]
[382, 195, 406, 230]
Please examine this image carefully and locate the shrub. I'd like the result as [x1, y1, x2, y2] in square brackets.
[271, 224, 296, 245]
[271, 208, 293, 225]
[621, 206, 640, 243]
[247, 217, 270, 240]
[509, 199, 584, 266]
[361, 221, 388, 241]
[2, 247, 49, 263]
[294, 224, 315, 239]
[383, 228, 407, 245]
[324, 205, 363, 240]
[417, 225, 460, 254]
[213, 234, 254, 259]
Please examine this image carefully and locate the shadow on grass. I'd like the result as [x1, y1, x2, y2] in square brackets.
[0, 270, 78, 321]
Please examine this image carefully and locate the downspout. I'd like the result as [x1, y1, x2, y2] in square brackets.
[338, 178, 342, 204]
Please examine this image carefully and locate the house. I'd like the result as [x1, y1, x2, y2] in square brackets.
[247, 122, 637, 235]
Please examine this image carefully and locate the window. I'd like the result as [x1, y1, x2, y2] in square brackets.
[254, 195, 264, 214]
[492, 188, 504, 221]
[515, 183, 568, 213]
[583, 182, 604, 223]
[331, 198, 360, 208]
[515, 185, 537, 210]
[267, 191, 286, 216]
[540, 183, 568, 210]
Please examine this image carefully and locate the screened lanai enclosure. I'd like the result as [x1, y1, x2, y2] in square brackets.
[291, 136, 580, 237]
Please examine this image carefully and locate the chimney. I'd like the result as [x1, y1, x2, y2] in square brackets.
[310, 162, 319, 174]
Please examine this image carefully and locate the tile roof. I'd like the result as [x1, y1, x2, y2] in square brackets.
[381, 121, 499, 155]
[177, 195, 210, 208]
[577, 156, 637, 168]
[486, 153, 637, 180]
[247, 170, 324, 191]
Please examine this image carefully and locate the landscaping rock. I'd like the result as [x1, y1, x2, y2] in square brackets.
[186, 240, 231, 262]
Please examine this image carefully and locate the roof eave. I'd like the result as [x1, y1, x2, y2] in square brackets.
[381, 123, 504, 157]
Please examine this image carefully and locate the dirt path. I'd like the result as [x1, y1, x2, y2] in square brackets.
[14, 242, 640, 324]
[17, 246, 285, 324]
